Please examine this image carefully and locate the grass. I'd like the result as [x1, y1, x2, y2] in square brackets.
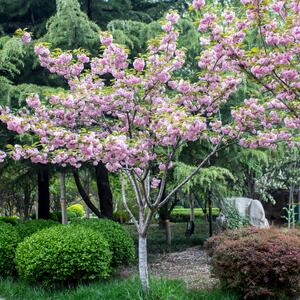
[124, 218, 214, 254]
[0, 276, 239, 300]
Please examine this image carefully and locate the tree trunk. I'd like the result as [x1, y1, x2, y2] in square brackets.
[59, 172, 68, 224]
[158, 203, 168, 229]
[208, 191, 213, 237]
[95, 163, 113, 219]
[84, 170, 91, 218]
[138, 234, 149, 291]
[72, 170, 103, 218]
[189, 192, 195, 222]
[38, 167, 50, 219]
[23, 184, 31, 220]
[298, 187, 300, 223]
[165, 220, 171, 245]
[87, 0, 92, 18]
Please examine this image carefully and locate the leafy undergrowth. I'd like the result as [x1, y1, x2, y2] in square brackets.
[124, 219, 214, 254]
[0, 276, 239, 300]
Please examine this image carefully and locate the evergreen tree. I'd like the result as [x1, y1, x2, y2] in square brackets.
[0, 0, 55, 36]
[44, 0, 100, 53]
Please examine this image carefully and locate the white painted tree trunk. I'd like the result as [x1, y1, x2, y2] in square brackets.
[138, 234, 149, 291]
[59, 171, 68, 224]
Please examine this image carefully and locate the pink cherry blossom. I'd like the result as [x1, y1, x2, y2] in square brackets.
[192, 0, 205, 10]
[21, 32, 31, 44]
[133, 58, 145, 72]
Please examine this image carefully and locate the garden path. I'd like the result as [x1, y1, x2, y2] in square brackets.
[118, 246, 218, 290]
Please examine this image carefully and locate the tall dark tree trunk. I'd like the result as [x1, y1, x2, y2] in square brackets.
[87, 0, 92, 18]
[73, 170, 103, 218]
[95, 163, 113, 219]
[23, 183, 31, 220]
[38, 166, 50, 219]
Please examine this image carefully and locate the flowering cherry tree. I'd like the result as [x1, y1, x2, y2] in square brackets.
[194, 0, 300, 148]
[2, 0, 298, 289]
[0, 9, 240, 288]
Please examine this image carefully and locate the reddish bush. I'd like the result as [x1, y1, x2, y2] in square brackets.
[210, 228, 300, 299]
[204, 226, 262, 256]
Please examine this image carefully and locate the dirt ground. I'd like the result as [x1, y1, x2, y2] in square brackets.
[149, 246, 218, 290]
[118, 246, 218, 290]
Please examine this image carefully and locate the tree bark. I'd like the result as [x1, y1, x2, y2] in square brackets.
[23, 184, 31, 220]
[138, 234, 149, 292]
[95, 163, 113, 219]
[59, 171, 68, 224]
[208, 190, 213, 237]
[72, 170, 103, 218]
[165, 219, 171, 245]
[38, 166, 50, 219]
[189, 192, 195, 222]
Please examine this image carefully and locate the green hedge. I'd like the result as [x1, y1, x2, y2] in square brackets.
[73, 218, 135, 266]
[170, 207, 220, 222]
[0, 216, 20, 226]
[0, 222, 20, 276]
[15, 224, 112, 286]
[15, 219, 59, 240]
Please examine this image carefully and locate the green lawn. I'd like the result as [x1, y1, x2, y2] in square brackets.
[0, 277, 239, 300]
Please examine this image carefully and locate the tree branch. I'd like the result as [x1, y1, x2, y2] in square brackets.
[156, 138, 223, 209]
[72, 169, 103, 218]
[121, 174, 139, 231]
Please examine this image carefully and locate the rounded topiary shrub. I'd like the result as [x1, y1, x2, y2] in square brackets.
[204, 226, 261, 256]
[210, 228, 300, 299]
[0, 222, 20, 276]
[15, 225, 112, 286]
[73, 218, 135, 266]
[15, 219, 59, 240]
[67, 204, 85, 218]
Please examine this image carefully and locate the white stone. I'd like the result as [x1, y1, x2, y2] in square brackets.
[221, 197, 269, 228]
[248, 199, 269, 228]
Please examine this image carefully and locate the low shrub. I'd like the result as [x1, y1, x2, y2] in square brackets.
[15, 219, 59, 240]
[210, 228, 300, 299]
[49, 211, 62, 222]
[204, 226, 261, 256]
[113, 210, 130, 223]
[0, 222, 20, 276]
[15, 224, 112, 286]
[0, 216, 20, 226]
[73, 218, 135, 266]
[67, 204, 85, 218]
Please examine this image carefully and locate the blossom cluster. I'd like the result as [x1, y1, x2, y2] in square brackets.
[2, 0, 298, 181]
[194, 0, 299, 147]
[0, 10, 239, 178]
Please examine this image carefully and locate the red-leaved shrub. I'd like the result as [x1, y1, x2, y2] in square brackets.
[209, 228, 300, 299]
[204, 226, 262, 256]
